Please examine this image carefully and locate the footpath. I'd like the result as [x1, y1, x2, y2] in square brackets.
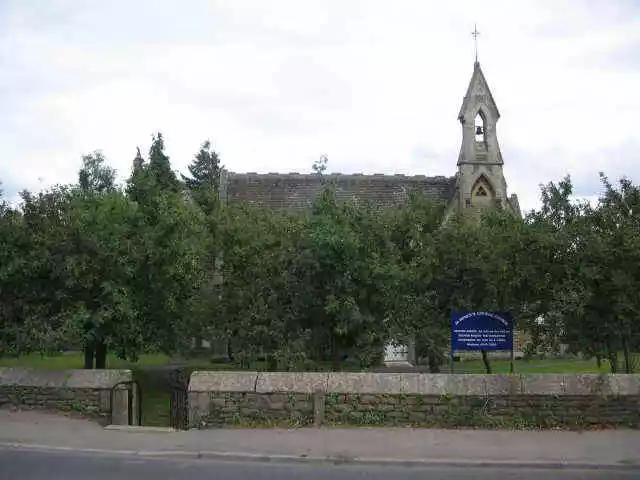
[1, 408, 639, 469]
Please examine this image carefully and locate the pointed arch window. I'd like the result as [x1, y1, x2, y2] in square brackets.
[474, 112, 486, 143]
[471, 175, 495, 202]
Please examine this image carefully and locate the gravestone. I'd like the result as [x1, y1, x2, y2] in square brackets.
[383, 340, 415, 367]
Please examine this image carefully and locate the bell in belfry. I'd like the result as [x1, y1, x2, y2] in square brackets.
[475, 126, 484, 135]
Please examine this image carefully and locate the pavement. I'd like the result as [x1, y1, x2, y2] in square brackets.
[1, 408, 640, 471]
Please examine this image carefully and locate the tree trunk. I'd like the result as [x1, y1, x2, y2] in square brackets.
[607, 350, 618, 373]
[330, 336, 341, 372]
[95, 341, 107, 369]
[481, 350, 492, 374]
[331, 356, 342, 372]
[227, 340, 234, 362]
[83, 345, 94, 369]
[427, 350, 441, 373]
[621, 336, 632, 374]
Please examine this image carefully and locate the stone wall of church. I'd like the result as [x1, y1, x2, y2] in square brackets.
[188, 372, 640, 429]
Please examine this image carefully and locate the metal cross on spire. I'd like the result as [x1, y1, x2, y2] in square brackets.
[471, 24, 480, 63]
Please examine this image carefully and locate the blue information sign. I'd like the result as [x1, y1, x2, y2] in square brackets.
[451, 312, 513, 351]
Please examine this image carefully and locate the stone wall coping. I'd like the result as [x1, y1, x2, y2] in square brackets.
[256, 372, 329, 393]
[189, 371, 259, 392]
[188, 372, 640, 396]
[0, 368, 133, 389]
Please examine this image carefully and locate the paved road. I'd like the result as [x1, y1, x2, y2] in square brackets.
[1, 449, 638, 480]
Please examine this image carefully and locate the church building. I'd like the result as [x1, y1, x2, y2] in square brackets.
[218, 61, 520, 220]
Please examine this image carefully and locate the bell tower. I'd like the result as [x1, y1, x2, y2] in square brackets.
[454, 61, 519, 217]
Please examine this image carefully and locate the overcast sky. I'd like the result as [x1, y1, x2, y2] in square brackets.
[1, 0, 639, 212]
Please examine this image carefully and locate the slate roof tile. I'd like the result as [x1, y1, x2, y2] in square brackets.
[224, 173, 456, 210]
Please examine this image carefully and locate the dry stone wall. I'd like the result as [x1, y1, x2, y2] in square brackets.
[0, 368, 134, 424]
[188, 372, 640, 429]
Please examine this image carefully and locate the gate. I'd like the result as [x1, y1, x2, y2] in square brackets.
[170, 386, 189, 430]
[133, 366, 191, 429]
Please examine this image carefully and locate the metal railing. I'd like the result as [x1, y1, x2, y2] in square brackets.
[170, 387, 189, 430]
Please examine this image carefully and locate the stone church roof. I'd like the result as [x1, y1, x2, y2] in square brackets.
[222, 172, 456, 210]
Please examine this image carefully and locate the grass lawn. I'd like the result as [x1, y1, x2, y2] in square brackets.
[0, 352, 176, 370]
[0, 352, 614, 374]
[450, 357, 610, 374]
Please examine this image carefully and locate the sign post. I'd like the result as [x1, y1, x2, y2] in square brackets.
[450, 312, 514, 373]
[510, 341, 515, 374]
[450, 342, 455, 374]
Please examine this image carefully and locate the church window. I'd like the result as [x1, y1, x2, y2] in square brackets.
[471, 175, 495, 201]
[474, 112, 486, 142]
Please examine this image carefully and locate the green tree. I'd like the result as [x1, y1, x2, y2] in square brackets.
[127, 147, 152, 206]
[213, 203, 309, 369]
[130, 190, 208, 356]
[523, 177, 584, 355]
[391, 201, 536, 373]
[299, 187, 392, 369]
[0, 189, 27, 355]
[212, 185, 394, 371]
[78, 151, 116, 195]
[62, 191, 144, 368]
[181, 141, 225, 351]
[148, 132, 180, 193]
[594, 175, 640, 372]
[125, 135, 209, 359]
[72, 143, 207, 367]
[1, 187, 75, 355]
[383, 192, 447, 371]
[182, 140, 222, 208]
[127, 134, 180, 206]
[558, 175, 640, 373]
[1, 146, 208, 367]
[525, 174, 640, 373]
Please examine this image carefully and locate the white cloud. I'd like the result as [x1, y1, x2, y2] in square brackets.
[0, 0, 639, 211]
